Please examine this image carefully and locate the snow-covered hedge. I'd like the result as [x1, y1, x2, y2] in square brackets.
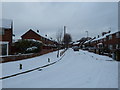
[13, 39, 43, 54]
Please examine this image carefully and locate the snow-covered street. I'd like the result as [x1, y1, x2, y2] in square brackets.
[1, 49, 118, 88]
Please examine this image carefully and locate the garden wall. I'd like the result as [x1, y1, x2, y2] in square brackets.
[0, 49, 57, 63]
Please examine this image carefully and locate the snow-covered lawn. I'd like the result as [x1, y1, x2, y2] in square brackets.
[1, 49, 118, 88]
[1, 50, 62, 78]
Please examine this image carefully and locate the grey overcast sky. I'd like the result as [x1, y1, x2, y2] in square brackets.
[2, 2, 118, 41]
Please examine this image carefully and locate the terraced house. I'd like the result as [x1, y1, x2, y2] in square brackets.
[83, 30, 120, 58]
[0, 19, 13, 55]
[21, 29, 58, 49]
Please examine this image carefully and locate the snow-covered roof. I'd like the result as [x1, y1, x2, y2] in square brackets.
[0, 19, 12, 29]
[103, 30, 118, 37]
[36, 32, 57, 42]
[97, 43, 103, 45]
[84, 39, 92, 44]
[91, 30, 119, 42]
[69, 42, 74, 44]
[73, 42, 80, 45]
[91, 35, 106, 42]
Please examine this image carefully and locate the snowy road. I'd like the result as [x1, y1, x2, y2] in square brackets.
[1, 49, 118, 88]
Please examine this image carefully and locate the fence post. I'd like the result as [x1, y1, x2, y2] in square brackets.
[20, 64, 22, 70]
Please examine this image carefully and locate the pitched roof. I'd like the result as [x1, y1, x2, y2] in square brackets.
[91, 30, 119, 42]
[21, 29, 41, 38]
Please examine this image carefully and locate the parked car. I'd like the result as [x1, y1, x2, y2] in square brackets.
[82, 47, 89, 50]
[72, 46, 79, 51]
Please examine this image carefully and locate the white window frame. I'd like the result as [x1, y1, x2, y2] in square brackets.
[109, 35, 112, 40]
[104, 38, 106, 41]
[116, 44, 119, 49]
[116, 33, 120, 38]
[0, 28, 5, 35]
[109, 45, 113, 50]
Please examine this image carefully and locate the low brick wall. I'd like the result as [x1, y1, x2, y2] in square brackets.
[0, 49, 57, 63]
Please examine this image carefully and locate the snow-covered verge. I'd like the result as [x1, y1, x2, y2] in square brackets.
[1, 49, 118, 88]
[0, 50, 64, 78]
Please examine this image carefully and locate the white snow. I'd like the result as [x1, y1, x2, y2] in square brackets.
[84, 39, 92, 44]
[73, 42, 80, 45]
[1, 50, 63, 78]
[1, 49, 118, 88]
[26, 46, 37, 51]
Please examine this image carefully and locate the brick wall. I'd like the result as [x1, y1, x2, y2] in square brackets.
[1, 49, 57, 63]
[90, 31, 120, 52]
[21, 29, 55, 45]
[21, 30, 41, 41]
[0, 28, 12, 54]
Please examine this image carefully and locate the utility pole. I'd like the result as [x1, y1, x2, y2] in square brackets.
[85, 31, 88, 39]
[109, 27, 111, 32]
[118, 1, 120, 31]
[64, 26, 66, 37]
[64, 26, 66, 48]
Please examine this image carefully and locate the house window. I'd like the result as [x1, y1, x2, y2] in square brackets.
[109, 35, 112, 40]
[45, 38, 46, 41]
[41, 37, 43, 40]
[109, 45, 113, 50]
[116, 44, 119, 49]
[104, 38, 106, 41]
[0, 28, 5, 35]
[104, 44, 107, 47]
[116, 44, 120, 49]
[116, 33, 120, 38]
[0, 43, 8, 55]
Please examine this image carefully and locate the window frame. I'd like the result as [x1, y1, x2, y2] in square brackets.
[0, 28, 5, 35]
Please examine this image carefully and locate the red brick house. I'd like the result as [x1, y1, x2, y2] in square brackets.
[105, 31, 120, 50]
[0, 19, 13, 55]
[21, 29, 57, 49]
[84, 31, 120, 52]
[21, 29, 42, 41]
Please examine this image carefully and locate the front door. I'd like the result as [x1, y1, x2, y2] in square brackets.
[2, 44, 7, 55]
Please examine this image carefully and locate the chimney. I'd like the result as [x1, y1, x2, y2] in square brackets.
[98, 35, 99, 38]
[108, 30, 111, 33]
[37, 30, 39, 33]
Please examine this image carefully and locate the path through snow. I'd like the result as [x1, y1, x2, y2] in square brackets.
[1, 49, 118, 88]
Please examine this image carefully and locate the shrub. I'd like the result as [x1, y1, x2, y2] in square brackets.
[14, 39, 43, 54]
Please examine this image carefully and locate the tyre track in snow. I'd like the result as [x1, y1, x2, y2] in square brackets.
[0, 53, 66, 80]
[81, 50, 113, 61]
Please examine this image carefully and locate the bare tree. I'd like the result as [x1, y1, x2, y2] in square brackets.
[56, 30, 63, 44]
[56, 30, 63, 58]
[62, 33, 72, 48]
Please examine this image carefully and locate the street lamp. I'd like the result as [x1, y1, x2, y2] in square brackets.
[85, 31, 88, 38]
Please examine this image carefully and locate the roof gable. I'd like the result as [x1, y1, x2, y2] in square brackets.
[21, 29, 42, 38]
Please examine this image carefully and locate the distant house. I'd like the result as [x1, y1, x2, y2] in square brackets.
[104, 31, 120, 51]
[21, 29, 57, 49]
[21, 29, 43, 42]
[0, 19, 13, 55]
[84, 31, 120, 52]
